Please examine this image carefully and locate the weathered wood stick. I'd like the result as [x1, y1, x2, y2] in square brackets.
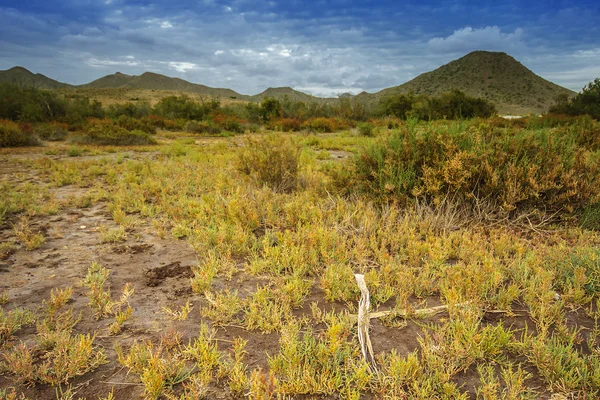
[354, 274, 378, 374]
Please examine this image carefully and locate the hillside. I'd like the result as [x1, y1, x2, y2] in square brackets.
[375, 51, 575, 114]
[1, 51, 577, 114]
[81, 72, 135, 89]
[249, 87, 335, 104]
[83, 71, 245, 99]
[0, 66, 72, 89]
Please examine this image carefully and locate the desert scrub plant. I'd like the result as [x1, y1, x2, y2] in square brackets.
[162, 300, 194, 321]
[99, 224, 127, 243]
[200, 289, 243, 326]
[220, 338, 250, 396]
[321, 263, 360, 304]
[517, 330, 600, 394]
[12, 216, 45, 250]
[270, 118, 303, 132]
[357, 122, 374, 137]
[0, 307, 35, 348]
[2, 331, 107, 386]
[81, 262, 133, 319]
[75, 119, 156, 146]
[182, 323, 221, 385]
[34, 122, 68, 141]
[304, 117, 339, 133]
[116, 340, 191, 399]
[184, 120, 222, 135]
[236, 135, 300, 192]
[268, 319, 371, 396]
[0, 119, 39, 147]
[0, 387, 29, 400]
[353, 122, 600, 221]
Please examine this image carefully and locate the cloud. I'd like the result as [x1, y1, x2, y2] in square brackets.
[1, 2, 599, 94]
[428, 26, 525, 54]
[168, 61, 197, 72]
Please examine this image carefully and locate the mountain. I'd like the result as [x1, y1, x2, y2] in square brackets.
[83, 71, 245, 99]
[81, 72, 135, 89]
[374, 51, 575, 114]
[1, 52, 576, 114]
[0, 66, 72, 89]
[249, 87, 334, 103]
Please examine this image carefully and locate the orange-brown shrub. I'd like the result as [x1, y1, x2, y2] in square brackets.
[0, 120, 39, 147]
[270, 118, 303, 132]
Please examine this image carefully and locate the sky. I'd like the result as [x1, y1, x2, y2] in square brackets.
[0, 0, 599, 97]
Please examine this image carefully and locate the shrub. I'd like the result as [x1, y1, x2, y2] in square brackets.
[114, 115, 156, 135]
[77, 119, 156, 146]
[34, 122, 68, 141]
[220, 118, 244, 133]
[271, 118, 302, 132]
[0, 119, 39, 147]
[236, 135, 300, 192]
[184, 120, 222, 135]
[358, 122, 374, 136]
[304, 117, 337, 133]
[144, 115, 184, 131]
[153, 95, 219, 120]
[354, 123, 600, 220]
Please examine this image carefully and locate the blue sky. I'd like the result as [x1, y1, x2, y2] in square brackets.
[0, 0, 599, 96]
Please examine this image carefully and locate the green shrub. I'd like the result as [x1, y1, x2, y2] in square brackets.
[220, 118, 244, 133]
[580, 203, 600, 230]
[354, 123, 600, 219]
[0, 119, 39, 147]
[77, 119, 156, 146]
[236, 135, 300, 192]
[270, 118, 303, 132]
[114, 115, 156, 135]
[358, 122, 374, 136]
[305, 118, 337, 133]
[184, 120, 222, 135]
[34, 122, 68, 141]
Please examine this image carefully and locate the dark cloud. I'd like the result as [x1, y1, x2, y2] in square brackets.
[0, 1, 599, 94]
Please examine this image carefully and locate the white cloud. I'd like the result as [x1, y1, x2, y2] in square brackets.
[160, 21, 173, 29]
[86, 57, 139, 68]
[168, 61, 197, 72]
[428, 26, 525, 54]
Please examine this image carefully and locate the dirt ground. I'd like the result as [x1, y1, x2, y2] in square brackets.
[0, 144, 588, 399]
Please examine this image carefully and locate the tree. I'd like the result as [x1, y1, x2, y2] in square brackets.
[259, 97, 282, 122]
[549, 78, 600, 120]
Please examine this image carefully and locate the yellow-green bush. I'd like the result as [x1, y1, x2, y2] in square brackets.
[236, 135, 300, 192]
[354, 121, 600, 219]
[0, 120, 39, 147]
[75, 119, 156, 146]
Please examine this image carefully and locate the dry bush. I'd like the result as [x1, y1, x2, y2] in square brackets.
[354, 121, 600, 223]
[236, 135, 300, 192]
[184, 120, 222, 135]
[270, 118, 303, 132]
[0, 119, 39, 147]
[34, 121, 68, 141]
[75, 118, 156, 146]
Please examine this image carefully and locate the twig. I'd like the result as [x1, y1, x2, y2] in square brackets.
[354, 274, 378, 374]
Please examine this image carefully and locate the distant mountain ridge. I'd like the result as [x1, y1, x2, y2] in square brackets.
[0, 51, 577, 114]
[0, 66, 72, 89]
[374, 51, 575, 114]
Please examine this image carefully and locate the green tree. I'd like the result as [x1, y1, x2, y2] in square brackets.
[260, 97, 282, 122]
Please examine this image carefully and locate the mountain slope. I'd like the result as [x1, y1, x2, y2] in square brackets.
[83, 71, 245, 99]
[82, 72, 136, 89]
[249, 87, 335, 103]
[0, 66, 72, 89]
[374, 51, 574, 114]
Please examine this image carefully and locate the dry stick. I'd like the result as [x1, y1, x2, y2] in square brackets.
[362, 304, 514, 320]
[354, 274, 378, 374]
